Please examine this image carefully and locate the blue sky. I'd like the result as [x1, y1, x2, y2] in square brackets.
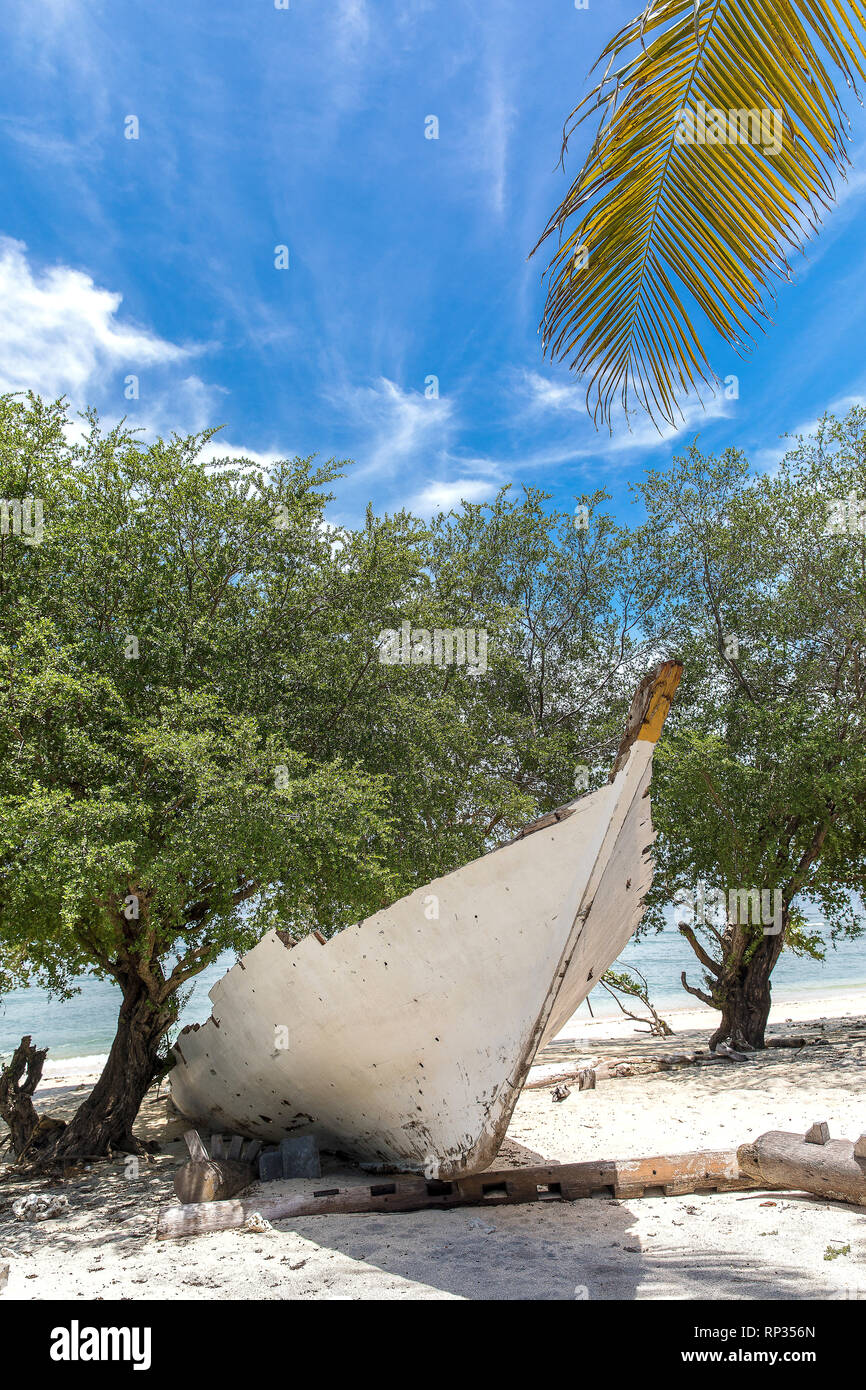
[1, 0, 866, 529]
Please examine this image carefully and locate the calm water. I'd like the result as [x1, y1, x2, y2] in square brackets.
[3, 922, 866, 1067]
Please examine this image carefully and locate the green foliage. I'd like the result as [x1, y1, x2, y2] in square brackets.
[6, 389, 861, 1062]
[0, 394, 654, 1018]
[637, 409, 866, 1002]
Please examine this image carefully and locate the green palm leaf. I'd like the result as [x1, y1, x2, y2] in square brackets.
[531, 0, 866, 429]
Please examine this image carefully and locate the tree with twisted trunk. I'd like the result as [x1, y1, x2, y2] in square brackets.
[0, 1034, 47, 1157]
[638, 409, 866, 1050]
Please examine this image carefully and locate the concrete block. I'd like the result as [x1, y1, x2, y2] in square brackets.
[279, 1135, 321, 1179]
[258, 1148, 283, 1182]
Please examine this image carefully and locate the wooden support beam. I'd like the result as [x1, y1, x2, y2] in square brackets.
[183, 1129, 209, 1163]
[158, 1148, 754, 1240]
[173, 1153, 254, 1205]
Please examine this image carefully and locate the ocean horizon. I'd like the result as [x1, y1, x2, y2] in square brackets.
[3, 918, 865, 1069]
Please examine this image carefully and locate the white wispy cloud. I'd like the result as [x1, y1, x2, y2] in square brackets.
[7, 0, 111, 120]
[0, 238, 288, 463]
[407, 476, 500, 515]
[752, 390, 866, 473]
[779, 146, 866, 280]
[0, 236, 193, 400]
[478, 64, 513, 218]
[197, 438, 291, 471]
[519, 369, 734, 452]
[325, 373, 508, 517]
[333, 376, 455, 480]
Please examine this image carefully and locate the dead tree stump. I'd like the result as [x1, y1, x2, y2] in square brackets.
[0, 1035, 49, 1157]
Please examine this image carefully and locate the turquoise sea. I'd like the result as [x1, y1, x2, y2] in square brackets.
[3, 918, 866, 1068]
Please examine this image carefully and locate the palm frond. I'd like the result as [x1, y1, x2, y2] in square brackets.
[531, 0, 866, 429]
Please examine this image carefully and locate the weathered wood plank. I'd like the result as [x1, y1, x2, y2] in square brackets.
[157, 1147, 753, 1239]
[173, 1157, 254, 1205]
[183, 1129, 209, 1162]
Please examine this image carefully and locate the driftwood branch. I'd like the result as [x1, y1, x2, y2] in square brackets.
[524, 1047, 751, 1091]
[0, 1035, 48, 1157]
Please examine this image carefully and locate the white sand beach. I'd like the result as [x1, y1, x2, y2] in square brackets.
[553, 986, 866, 1043]
[3, 994, 866, 1301]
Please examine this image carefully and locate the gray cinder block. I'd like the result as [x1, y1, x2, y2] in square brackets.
[258, 1148, 283, 1183]
[279, 1135, 321, 1179]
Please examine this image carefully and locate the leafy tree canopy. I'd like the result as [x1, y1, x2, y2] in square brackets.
[637, 408, 866, 1042]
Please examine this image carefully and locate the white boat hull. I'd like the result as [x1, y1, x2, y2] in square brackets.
[170, 666, 679, 1176]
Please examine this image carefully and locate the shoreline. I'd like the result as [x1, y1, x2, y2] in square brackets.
[26, 986, 866, 1093]
[553, 985, 866, 1045]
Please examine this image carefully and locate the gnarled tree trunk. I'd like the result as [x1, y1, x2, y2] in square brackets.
[681, 906, 788, 1052]
[53, 969, 175, 1159]
[708, 922, 787, 1051]
[0, 1034, 47, 1156]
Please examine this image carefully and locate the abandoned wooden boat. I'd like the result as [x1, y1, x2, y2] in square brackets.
[170, 660, 682, 1177]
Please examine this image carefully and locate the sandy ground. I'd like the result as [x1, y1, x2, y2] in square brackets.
[2, 993, 866, 1301]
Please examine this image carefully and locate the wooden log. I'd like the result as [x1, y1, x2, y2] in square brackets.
[737, 1131, 866, 1206]
[157, 1148, 755, 1240]
[854, 1135, 866, 1161]
[524, 1059, 602, 1089]
[173, 1158, 254, 1205]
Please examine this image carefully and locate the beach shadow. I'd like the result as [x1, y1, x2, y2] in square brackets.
[279, 1193, 828, 1300]
[284, 1196, 644, 1300]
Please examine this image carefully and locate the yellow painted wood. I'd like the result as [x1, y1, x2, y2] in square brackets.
[637, 661, 683, 744]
